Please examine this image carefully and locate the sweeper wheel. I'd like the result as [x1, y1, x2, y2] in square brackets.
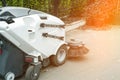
[50, 45, 67, 66]
[25, 65, 40, 80]
[5, 72, 15, 80]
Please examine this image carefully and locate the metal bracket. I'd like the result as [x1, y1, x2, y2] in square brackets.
[40, 23, 65, 28]
[40, 16, 47, 20]
[42, 33, 64, 40]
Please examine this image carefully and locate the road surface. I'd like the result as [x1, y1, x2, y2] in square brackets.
[18, 26, 120, 80]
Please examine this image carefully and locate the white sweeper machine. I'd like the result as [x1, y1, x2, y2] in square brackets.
[0, 0, 89, 80]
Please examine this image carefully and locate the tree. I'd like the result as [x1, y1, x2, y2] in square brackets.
[70, 0, 87, 17]
[1, 0, 7, 6]
[83, 0, 117, 28]
[52, 0, 61, 16]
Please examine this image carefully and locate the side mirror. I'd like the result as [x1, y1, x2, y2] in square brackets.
[0, 16, 14, 24]
[6, 16, 14, 24]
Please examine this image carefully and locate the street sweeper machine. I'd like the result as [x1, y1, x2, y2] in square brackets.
[0, 0, 89, 80]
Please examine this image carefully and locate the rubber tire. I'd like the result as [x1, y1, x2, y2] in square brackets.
[50, 45, 67, 66]
[4, 72, 15, 80]
[25, 66, 40, 80]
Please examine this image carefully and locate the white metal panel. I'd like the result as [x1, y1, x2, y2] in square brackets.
[5, 14, 65, 58]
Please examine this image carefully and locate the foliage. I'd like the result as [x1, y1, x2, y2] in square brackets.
[83, 0, 118, 28]
[70, 0, 87, 17]
[0, 0, 86, 18]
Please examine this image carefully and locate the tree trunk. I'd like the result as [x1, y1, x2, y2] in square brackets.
[1, 0, 7, 6]
[52, 0, 61, 16]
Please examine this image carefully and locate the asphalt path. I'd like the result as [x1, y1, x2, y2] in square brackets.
[18, 26, 120, 80]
